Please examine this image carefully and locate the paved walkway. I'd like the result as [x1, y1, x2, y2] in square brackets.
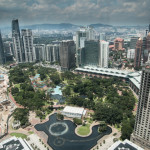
[28, 134, 49, 150]
[8, 93, 23, 108]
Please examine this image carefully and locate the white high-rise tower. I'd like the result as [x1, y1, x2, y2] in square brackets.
[131, 60, 150, 150]
[99, 41, 109, 68]
[21, 29, 34, 62]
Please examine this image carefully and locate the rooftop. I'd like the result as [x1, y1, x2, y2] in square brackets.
[75, 66, 141, 89]
[63, 106, 85, 115]
[114, 38, 124, 42]
[0, 137, 33, 150]
[108, 139, 144, 150]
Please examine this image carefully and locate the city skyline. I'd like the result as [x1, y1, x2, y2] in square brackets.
[0, 0, 150, 27]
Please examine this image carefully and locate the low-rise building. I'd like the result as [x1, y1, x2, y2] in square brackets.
[61, 106, 86, 118]
[0, 136, 33, 150]
[75, 66, 141, 96]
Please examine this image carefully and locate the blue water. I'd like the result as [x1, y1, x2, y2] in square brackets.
[34, 74, 40, 79]
[50, 86, 65, 104]
[52, 86, 62, 95]
[35, 113, 112, 150]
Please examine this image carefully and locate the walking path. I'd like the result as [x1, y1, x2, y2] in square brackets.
[8, 93, 23, 108]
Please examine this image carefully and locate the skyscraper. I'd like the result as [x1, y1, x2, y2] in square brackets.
[3, 41, 14, 62]
[12, 19, 24, 63]
[59, 40, 75, 71]
[46, 44, 59, 63]
[81, 40, 99, 66]
[142, 37, 148, 64]
[33, 44, 46, 62]
[130, 37, 139, 49]
[99, 41, 109, 68]
[147, 33, 150, 51]
[99, 33, 106, 41]
[76, 27, 95, 67]
[127, 49, 135, 59]
[131, 59, 150, 150]
[134, 38, 143, 68]
[143, 33, 150, 64]
[0, 31, 5, 64]
[21, 29, 34, 62]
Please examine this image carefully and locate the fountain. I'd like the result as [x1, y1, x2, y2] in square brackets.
[49, 122, 68, 136]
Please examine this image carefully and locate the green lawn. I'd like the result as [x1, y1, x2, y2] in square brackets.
[10, 132, 27, 139]
[77, 124, 90, 136]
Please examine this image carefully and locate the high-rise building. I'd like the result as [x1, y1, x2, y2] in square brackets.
[143, 33, 150, 64]
[3, 41, 14, 62]
[76, 27, 95, 67]
[130, 37, 139, 49]
[99, 33, 106, 41]
[127, 49, 135, 59]
[3, 41, 14, 56]
[0, 31, 5, 64]
[59, 40, 75, 71]
[80, 40, 109, 68]
[131, 59, 150, 150]
[46, 44, 59, 63]
[114, 38, 124, 51]
[81, 40, 99, 66]
[33, 44, 46, 62]
[147, 33, 150, 51]
[99, 41, 109, 68]
[134, 38, 143, 68]
[142, 37, 147, 64]
[21, 29, 34, 62]
[12, 19, 24, 63]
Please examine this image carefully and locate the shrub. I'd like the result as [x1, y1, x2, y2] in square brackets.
[73, 118, 82, 125]
[98, 121, 107, 133]
[56, 113, 64, 120]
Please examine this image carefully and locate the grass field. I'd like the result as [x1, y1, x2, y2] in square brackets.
[10, 132, 27, 139]
[77, 124, 90, 136]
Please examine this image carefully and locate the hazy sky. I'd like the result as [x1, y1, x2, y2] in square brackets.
[0, 0, 150, 27]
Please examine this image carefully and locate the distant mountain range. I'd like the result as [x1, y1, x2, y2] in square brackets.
[89, 23, 113, 28]
[21, 23, 113, 30]
[1, 23, 146, 33]
[21, 23, 79, 30]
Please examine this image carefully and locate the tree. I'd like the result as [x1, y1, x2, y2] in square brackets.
[11, 87, 19, 95]
[121, 116, 135, 140]
[98, 121, 107, 133]
[57, 113, 64, 120]
[13, 108, 29, 126]
[73, 118, 82, 125]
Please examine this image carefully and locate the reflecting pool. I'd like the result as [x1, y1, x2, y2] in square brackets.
[35, 113, 112, 150]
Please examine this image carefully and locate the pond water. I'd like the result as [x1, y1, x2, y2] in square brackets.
[50, 86, 65, 104]
[35, 113, 112, 150]
[52, 86, 62, 95]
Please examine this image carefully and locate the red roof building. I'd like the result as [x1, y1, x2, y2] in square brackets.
[114, 38, 124, 51]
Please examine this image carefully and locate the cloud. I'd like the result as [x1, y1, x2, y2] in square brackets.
[0, 0, 150, 27]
